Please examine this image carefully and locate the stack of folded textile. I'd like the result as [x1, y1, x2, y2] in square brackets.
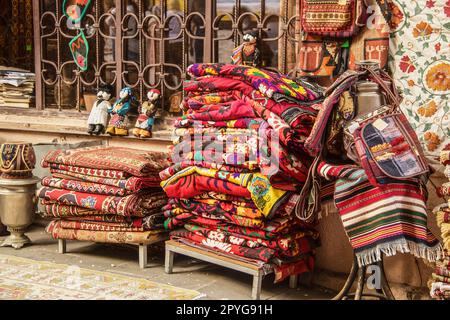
[160, 63, 323, 282]
[38, 146, 171, 244]
[430, 148, 450, 300]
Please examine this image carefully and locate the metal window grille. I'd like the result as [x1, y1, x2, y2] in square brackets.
[34, 0, 298, 112]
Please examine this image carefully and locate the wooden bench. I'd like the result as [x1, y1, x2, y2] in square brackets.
[57, 234, 168, 269]
[165, 240, 299, 300]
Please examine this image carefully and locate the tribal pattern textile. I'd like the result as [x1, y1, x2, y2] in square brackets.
[184, 224, 318, 258]
[187, 63, 320, 101]
[58, 220, 146, 232]
[50, 169, 160, 191]
[38, 187, 160, 217]
[46, 220, 167, 245]
[47, 163, 129, 179]
[170, 229, 277, 262]
[42, 177, 133, 197]
[42, 146, 170, 177]
[318, 162, 442, 267]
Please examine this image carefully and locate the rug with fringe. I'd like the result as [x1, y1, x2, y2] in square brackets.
[318, 162, 442, 267]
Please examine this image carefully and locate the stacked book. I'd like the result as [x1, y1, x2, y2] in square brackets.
[0, 66, 35, 108]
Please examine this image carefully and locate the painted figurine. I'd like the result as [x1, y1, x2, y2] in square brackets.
[133, 89, 160, 138]
[87, 84, 113, 135]
[106, 87, 135, 136]
[231, 32, 261, 67]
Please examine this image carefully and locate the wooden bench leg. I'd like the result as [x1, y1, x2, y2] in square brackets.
[165, 247, 174, 274]
[139, 245, 148, 269]
[58, 239, 66, 254]
[289, 274, 298, 289]
[251, 272, 263, 300]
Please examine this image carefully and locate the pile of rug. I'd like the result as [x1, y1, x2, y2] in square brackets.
[38, 146, 171, 244]
[430, 148, 450, 300]
[160, 63, 322, 283]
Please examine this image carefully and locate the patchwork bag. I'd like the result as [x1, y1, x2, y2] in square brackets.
[352, 112, 429, 186]
[300, 0, 367, 38]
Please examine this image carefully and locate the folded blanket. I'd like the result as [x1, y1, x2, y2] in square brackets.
[48, 163, 130, 179]
[41, 177, 133, 197]
[168, 197, 264, 219]
[42, 146, 170, 177]
[318, 162, 443, 267]
[184, 224, 317, 258]
[58, 220, 146, 232]
[183, 99, 258, 121]
[187, 63, 319, 101]
[38, 187, 166, 216]
[166, 214, 294, 239]
[161, 167, 289, 218]
[46, 212, 164, 229]
[170, 229, 277, 262]
[175, 118, 263, 129]
[50, 169, 160, 191]
[437, 182, 450, 197]
[160, 161, 254, 181]
[46, 220, 167, 244]
[185, 77, 318, 129]
[184, 90, 242, 110]
[163, 206, 265, 229]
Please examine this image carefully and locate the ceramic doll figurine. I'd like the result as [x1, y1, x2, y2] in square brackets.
[133, 89, 160, 138]
[87, 84, 113, 135]
[231, 31, 261, 67]
[106, 87, 135, 136]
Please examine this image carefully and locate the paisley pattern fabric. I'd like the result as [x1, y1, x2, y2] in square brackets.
[390, 0, 450, 165]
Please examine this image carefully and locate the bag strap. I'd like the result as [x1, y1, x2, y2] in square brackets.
[295, 155, 322, 222]
[360, 66, 402, 110]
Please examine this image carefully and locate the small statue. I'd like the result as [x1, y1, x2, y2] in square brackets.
[87, 84, 113, 135]
[133, 89, 160, 138]
[231, 32, 261, 67]
[106, 87, 135, 136]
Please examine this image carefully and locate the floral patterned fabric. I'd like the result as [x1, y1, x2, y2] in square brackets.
[390, 0, 450, 165]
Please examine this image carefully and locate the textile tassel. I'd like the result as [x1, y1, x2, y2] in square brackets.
[356, 240, 443, 267]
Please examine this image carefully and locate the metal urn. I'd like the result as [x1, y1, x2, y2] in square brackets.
[0, 142, 39, 249]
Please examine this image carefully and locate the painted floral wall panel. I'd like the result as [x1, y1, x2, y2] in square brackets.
[390, 0, 450, 166]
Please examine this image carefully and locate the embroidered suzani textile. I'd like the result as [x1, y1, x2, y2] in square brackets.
[390, 0, 450, 165]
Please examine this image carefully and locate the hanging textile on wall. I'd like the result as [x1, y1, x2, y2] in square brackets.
[390, 0, 450, 166]
[63, 0, 92, 71]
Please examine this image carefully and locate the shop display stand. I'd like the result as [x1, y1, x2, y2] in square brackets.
[165, 240, 300, 300]
[57, 237, 168, 269]
[332, 254, 395, 300]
